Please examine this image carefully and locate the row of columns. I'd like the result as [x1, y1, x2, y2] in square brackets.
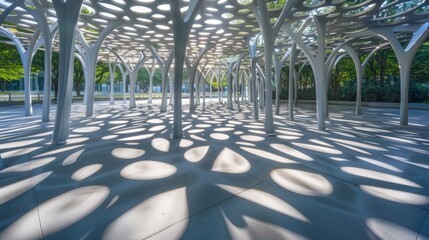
[1, 0, 427, 145]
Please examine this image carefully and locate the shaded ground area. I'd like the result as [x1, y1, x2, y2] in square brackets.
[1, 100, 428, 239]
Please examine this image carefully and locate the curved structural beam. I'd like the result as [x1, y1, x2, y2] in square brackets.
[0, 27, 40, 117]
[0, 0, 25, 25]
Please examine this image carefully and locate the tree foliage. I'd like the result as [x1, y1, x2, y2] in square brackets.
[0, 43, 23, 82]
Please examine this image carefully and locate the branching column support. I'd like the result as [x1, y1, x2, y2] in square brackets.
[246, 35, 260, 120]
[108, 47, 147, 108]
[145, 61, 156, 103]
[196, 64, 208, 106]
[169, 68, 175, 106]
[117, 64, 128, 104]
[295, 62, 308, 107]
[185, 44, 214, 112]
[76, 20, 123, 117]
[273, 48, 292, 115]
[325, 53, 347, 117]
[149, 45, 174, 112]
[283, 16, 342, 130]
[209, 71, 215, 103]
[169, 0, 203, 138]
[28, 0, 56, 122]
[234, 53, 248, 112]
[222, 61, 237, 110]
[341, 44, 365, 115]
[370, 23, 429, 125]
[108, 58, 118, 105]
[256, 63, 266, 111]
[216, 70, 223, 103]
[288, 43, 298, 120]
[51, 0, 83, 144]
[252, 0, 298, 135]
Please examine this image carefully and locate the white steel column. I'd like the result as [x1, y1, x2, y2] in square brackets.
[169, 0, 203, 138]
[288, 43, 297, 121]
[108, 58, 117, 105]
[51, 0, 83, 145]
[146, 61, 156, 103]
[251, 0, 299, 135]
[246, 35, 260, 120]
[273, 48, 291, 115]
[118, 64, 128, 104]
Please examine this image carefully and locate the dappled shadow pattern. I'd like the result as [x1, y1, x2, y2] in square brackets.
[1, 100, 429, 239]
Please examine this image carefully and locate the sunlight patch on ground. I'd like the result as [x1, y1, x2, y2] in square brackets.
[111, 148, 145, 159]
[62, 149, 85, 166]
[184, 146, 209, 162]
[151, 138, 170, 152]
[221, 210, 308, 240]
[179, 139, 194, 147]
[270, 144, 313, 161]
[30, 157, 57, 169]
[212, 147, 251, 174]
[271, 169, 333, 196]
[240, 135, 265, 142]
[240, 147, 296, 164]
[34, 145, 83, 158]
[121, 161, 177, 180]
[365, 218, 419, 240]
[149, 125, 166, 132]
[0, 139, 44, 150]
[292, 142, 342, 155]
[325, 137, 387, 151]
[72, 164, 103, 181]
[72, 127, 100, 133]
[115, 128, 146, 134]
[210, 133, 230, 140]
[219, 184, 309, 222]
[103, 187, 188, 240]
[0, 172, 51, 205]
[118, 134, 154, 141]
[360, 185, 429, 205]
[341, 167, 421, 188]
[1, 147, 42, 159]
[1, 186, 109, 239]
[357, 156, 402, 173]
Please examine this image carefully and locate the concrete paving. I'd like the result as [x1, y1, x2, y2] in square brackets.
[0, 100, 428, 239]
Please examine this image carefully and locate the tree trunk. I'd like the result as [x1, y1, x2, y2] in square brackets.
[75, 82, 81, 97]
[54, 81, 59, 99]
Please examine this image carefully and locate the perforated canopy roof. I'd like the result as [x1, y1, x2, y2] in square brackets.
[1, 0, 429, 66]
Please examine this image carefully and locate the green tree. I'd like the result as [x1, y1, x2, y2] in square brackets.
[0, 43, 24, 91]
